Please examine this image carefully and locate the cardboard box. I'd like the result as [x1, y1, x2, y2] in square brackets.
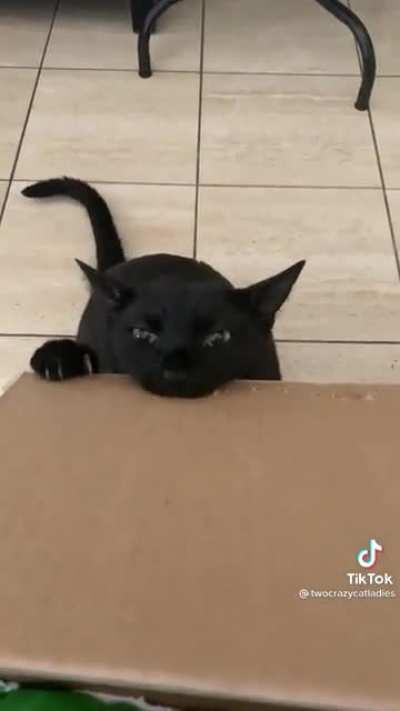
[0, 374, 399, 710]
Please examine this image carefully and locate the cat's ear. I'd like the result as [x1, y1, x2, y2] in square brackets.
[76, 259, 134, 307]
[236, 260, 305, 320]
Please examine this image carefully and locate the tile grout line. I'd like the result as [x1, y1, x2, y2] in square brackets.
[0, 334, 74, 339]
[197, 183, 382, 190]
[13, 178, 198, 188]
[0, 0, 61, 230]
[4, 65, 400, 79]
[0, 67, 362, 77]
[368, 110, 400, 278]
[10, 178, 385, 190]
[347, 0, 400, 279]
[276, 339, 400, 346]
[192, 0, 206, 259]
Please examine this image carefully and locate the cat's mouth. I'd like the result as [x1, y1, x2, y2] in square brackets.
[162, 368, 188, 383]
[140, 371, 218, 399]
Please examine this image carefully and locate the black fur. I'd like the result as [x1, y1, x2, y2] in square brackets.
[23, 178, 305, 398]
[23, 178, 124, 270]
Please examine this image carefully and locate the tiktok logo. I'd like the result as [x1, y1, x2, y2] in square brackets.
[357, 539, 383, 569]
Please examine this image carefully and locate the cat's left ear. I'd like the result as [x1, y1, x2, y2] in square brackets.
[237, 260, 306, 320]
[76, 259, 134, 308]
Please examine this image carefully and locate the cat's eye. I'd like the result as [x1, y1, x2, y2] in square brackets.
[203, 330, 231, 348]
[146, 315, 162, 333]
[131, 327, 158, 345]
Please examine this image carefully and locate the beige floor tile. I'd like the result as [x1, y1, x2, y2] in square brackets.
[0, 0, 55, 67]
[200, 74, 379, 187]
[45, 0, 201, 72]
[15, 70, 199, 183]
[278, 342, 400, 384]
[0, 337, 45, 396]
[0, 69, 37, 180]
[0, 181, 195, 334]
[0, 182, 8, 211]
[352, 0, 400, 76]
[387, 190, 400, 252]
[204, 0, 359, 74]
[197, 186, 400, 340]
[372, 78, 400, 189]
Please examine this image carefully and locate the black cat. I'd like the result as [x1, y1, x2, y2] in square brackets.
[23, 178, 305, 398]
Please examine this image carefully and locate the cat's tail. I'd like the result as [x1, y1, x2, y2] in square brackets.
[22, 178, 125, 271]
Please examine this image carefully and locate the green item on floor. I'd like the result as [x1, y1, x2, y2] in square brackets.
[0, 689, 160, 711]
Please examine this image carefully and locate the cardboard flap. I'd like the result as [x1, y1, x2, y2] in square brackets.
[0, 375, 399, 710]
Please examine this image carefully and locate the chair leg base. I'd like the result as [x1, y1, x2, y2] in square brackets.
[134, 0, 376, 110]
[139, 66, 152, 79]
[137, 0, 179, 78]
[355, 97, 368, 112]
[314, 0, 376, 111]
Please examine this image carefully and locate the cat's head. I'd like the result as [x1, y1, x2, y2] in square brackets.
[77, 259, 305, 398]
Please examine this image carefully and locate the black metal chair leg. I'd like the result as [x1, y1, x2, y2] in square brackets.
[130, 0, 154, 33]
[138, 0, 179, 78]
[314, 0, 376, 111]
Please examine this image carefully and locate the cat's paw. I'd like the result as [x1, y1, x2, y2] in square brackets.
[30, 339, 98, 381]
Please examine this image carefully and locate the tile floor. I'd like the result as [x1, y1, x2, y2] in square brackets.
[1, 0, 400, 394]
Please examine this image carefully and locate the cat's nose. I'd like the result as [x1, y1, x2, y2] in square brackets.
[163, 348, 190, 371]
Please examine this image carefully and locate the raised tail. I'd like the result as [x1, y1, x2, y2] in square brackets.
[22, 178, 125, 271]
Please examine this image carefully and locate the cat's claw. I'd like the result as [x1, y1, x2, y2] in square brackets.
[83, 353, 94, 375]
[31, 339, 98, 382]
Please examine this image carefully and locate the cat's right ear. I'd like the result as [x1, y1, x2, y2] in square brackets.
[232, 260, 305, 325]
[76, 260, 134, 308]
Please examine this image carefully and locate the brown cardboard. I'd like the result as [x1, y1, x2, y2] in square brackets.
[0, 374, 399, 711]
